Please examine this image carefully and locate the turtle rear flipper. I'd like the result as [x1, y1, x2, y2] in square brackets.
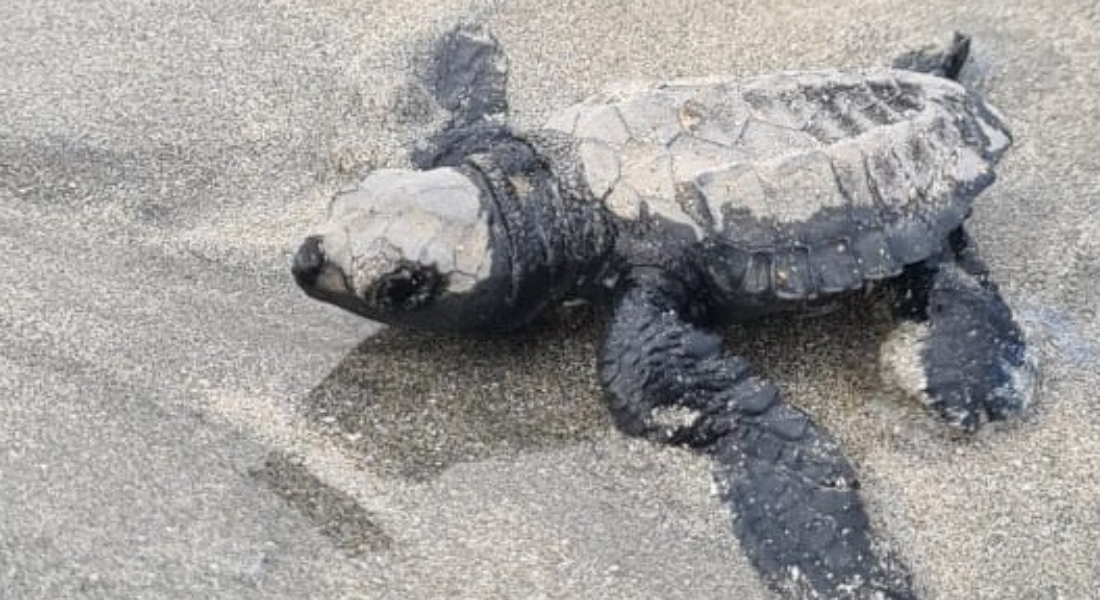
[881, 230, 1037, 431]
[599, 269, 916, 600]
[891, 32, 971, 81]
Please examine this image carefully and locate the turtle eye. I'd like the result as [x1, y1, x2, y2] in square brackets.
[372, 262, 443, 311]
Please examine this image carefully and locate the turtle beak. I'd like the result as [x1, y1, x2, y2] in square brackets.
[292, 236, 325, 286]
[292, 235, 350, 296]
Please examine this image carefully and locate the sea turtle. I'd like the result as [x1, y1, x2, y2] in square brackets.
[291, 26, 1035, 600]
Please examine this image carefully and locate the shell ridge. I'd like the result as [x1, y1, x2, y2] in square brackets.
[548, 69, 1008, 297]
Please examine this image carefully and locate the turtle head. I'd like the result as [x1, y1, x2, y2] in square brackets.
[292, 167, 515, 331]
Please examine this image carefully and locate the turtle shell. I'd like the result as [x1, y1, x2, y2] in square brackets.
[542, 70, 1011, 300]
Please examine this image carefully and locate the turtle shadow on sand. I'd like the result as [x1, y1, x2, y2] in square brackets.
[297, 295, 921, 479]
[299, 307, 611, 481]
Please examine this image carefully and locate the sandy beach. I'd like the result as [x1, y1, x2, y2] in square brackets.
[1, 1, 1097, 598]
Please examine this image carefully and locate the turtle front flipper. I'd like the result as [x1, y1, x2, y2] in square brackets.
[599, 269, 916, 600]
[428, 24, 508, 125]
[411, 24, 513, 169]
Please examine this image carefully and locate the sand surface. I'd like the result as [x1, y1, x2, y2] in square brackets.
[1, 1, 1097, 598]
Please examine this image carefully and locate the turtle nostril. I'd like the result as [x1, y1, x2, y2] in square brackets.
[292, 236, 326, 286]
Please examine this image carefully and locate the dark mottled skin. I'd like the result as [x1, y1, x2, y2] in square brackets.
[293, 27, 1032, 600]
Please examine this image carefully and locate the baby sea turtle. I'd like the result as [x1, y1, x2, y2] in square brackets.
[292, 27, 1035, 600]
